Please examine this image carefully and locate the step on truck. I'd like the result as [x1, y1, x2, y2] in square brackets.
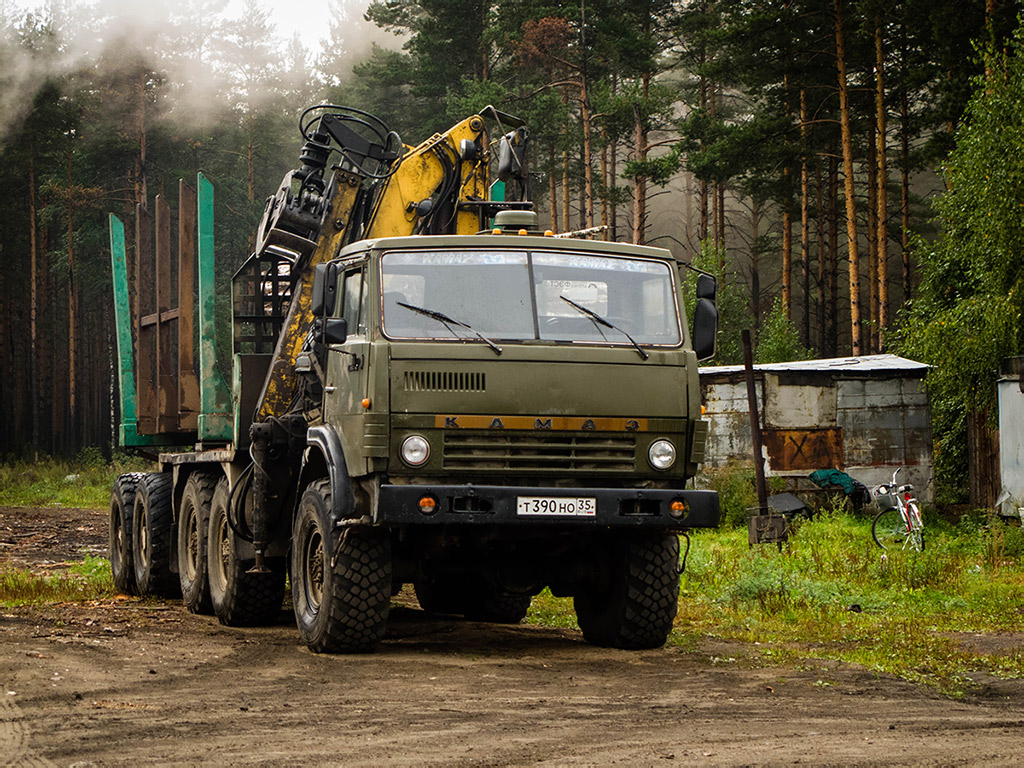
[108, 105, 720, 652]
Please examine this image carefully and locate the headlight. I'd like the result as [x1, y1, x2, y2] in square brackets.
[400, 435, 430, 466]
[648, 439, 676, 470]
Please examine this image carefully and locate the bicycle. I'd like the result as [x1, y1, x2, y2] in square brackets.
[871, 467, 924, 552]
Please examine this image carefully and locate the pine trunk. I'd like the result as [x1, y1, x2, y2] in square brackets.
[828, 150, 840, 357]
[600, 128, 609, 238]
[30, 144, 39, 457]
[875, 18, 890, 348]
[901, 80, 911, 302]
[580, 79, 594, 230]
[66, 135, 77, 442]
[800, 88, 811, 345]
[750, 197, 761, 332]
[548, 145, 558, 232]
[835, 0, 861, 355]
[866, 120, 878, 355]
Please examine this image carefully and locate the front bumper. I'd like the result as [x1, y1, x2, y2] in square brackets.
[377, 484, 719, 529]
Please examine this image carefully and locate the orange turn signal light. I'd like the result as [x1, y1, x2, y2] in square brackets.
[669, 500, 687, 519]
[418, 495, 438, 515]
[518, 228, 528, 235]
[361, 398, 371, 409]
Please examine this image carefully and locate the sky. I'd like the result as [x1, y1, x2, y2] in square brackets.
[8, 0, 390, 53]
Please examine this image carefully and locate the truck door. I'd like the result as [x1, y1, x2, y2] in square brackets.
[324, 264, 372, 473]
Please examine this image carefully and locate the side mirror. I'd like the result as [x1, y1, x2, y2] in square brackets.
[696, 273, 716, 302]
[324, 317, 348, 345]
[311, 262, 339, 317]
[497, 127, 528, 182]
[693, 298, 718, 361]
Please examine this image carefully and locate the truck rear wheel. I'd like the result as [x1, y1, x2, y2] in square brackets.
[109, 473, 145, 595]
[178, 472, 217, 614]
[132, 473, 179, 598]
[292, 479, 391, 653]
[207, 478, 285, 626]
[574, 532, 679, 650]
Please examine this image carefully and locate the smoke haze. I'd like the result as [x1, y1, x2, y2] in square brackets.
[0, 0, 398, 144]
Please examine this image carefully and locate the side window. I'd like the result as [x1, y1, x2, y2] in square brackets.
[340, 268, 367, 336]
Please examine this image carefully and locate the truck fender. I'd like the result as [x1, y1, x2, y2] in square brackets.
[299, 426, 358, 530]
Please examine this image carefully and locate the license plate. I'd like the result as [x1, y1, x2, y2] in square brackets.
[516, 496, 597, 517]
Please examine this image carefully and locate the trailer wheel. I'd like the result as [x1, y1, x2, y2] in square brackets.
[207, 478, 285, 626]
[574, 532, 679, 650]
[132, 473, 179, 598]
[292, 479, 391, 653]
[109, 473, 145, 595]
[178, 472, 217, 614]
[463, 583, 532, 624]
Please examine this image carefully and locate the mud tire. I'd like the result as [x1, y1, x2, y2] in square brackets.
[292, 479, 391, 653]
[132, 473, 179, 598]
[207, 478, 285, 626]
[574, 532, 679, 650]
[110, 473, 145, 595]
[178, 471, 217, 614]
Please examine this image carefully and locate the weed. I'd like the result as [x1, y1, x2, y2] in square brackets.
[0, 555, 115, 606]
[0, 454, 151, 509]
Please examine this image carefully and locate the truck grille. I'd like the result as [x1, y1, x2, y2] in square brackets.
[404, 370, 486, 393]
[442, 432, 636, 472]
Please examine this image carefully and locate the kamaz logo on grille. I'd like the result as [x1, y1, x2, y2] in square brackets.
[435, 415, 646, 432]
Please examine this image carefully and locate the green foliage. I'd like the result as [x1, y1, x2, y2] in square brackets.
[699, 462, 758, 528]
[684, 242, 747, 365]
[0, 454, 151, 509]
[894, 27, 1024, 499]
[756, 296, 814, 364]
[0, 555, 114, 607]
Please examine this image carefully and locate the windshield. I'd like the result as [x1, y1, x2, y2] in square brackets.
[380, 249, 681, 346]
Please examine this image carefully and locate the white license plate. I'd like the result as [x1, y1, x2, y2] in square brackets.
[516, 496, 597, 517]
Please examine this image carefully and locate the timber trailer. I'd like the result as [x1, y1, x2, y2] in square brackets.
[108, 105, 720, 652]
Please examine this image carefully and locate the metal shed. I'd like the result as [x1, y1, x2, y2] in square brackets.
[700, 354, 934, 503]
[997, 356, 1024, 520]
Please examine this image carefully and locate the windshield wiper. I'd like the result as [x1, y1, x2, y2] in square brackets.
[559, 296, 649, 360]
[397, 301, 502, 355]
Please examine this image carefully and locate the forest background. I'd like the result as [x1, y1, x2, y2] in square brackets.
[0, 0, 1022, 503]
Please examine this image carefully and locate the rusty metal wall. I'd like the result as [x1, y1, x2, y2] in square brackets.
[701, 366, 934, 503]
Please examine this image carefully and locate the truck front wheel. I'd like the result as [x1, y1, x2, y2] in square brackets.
[574, 532, 680, 650]
[292, 479, 391, 653]
[207, 478, 285, 626]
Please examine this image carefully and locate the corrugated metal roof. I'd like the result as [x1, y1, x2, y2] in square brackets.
[700, 353, 929, 376]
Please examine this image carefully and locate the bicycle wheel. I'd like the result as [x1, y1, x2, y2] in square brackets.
[872, 507, 911, 550]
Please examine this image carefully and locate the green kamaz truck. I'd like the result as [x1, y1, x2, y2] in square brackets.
[108, 106, 719, 653]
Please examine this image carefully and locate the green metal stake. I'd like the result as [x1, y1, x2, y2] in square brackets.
[196, 172, 234, 442]
[108, 214, 138, 447]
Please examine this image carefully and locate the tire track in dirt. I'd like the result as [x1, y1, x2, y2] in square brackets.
[0, 691, 55, 768]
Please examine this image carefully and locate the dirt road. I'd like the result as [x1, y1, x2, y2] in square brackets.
[2, 505, 1023, 766]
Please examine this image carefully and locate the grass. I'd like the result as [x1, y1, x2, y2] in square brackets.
[0, 555, 115, 607]
[528, 507, 1024, 697]
[4, 454, 1022, 696]
[0, 451, 151, 509]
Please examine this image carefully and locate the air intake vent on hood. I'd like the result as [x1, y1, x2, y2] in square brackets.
[404, 370, 486, 393]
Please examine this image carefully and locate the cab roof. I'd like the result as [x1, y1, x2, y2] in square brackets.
[337, 233, 679, 263]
